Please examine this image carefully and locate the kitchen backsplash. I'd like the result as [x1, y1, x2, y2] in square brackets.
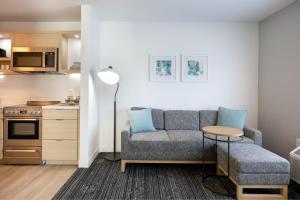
[0, 74, 80, 107]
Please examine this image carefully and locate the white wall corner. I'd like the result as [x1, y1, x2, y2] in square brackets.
[79, 146, 99, 168]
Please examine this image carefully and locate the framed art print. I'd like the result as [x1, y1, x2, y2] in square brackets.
[181, 54, 208, 82]
[149, 55, 176, 82]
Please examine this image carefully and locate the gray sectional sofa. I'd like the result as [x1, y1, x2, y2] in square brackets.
[121, 108, 290, 200]
[121, 108, 262, 167]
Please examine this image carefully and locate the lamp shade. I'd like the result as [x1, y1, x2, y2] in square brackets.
[97, 66, 119, 85]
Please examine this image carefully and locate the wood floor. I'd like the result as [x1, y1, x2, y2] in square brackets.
[0, 165, 77, 200]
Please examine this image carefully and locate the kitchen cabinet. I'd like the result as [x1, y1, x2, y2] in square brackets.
[0, 31, 81, 74]
[0, 109, 3, 160]
[42, 109, 79, 165]
[13, 32, 62, 47]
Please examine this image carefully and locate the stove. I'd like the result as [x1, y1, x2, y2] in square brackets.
[3, 105, 42, 164]
[4, 105, 42, 117]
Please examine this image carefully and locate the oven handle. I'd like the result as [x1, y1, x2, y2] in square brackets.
[5, 118, 39, 121]
[6, 149, 38, 153]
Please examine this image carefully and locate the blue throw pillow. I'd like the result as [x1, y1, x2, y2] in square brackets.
[217, 107, 247, 129]
[128, 108, 156, 133]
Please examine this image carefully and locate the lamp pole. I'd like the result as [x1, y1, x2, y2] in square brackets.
[98, 66, 121, 161]
[111, 82, 119, 160]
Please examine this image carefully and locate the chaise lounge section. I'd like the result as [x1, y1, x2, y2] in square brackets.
[217, 143, 290, 200]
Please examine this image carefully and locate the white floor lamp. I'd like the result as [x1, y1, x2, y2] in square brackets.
[97, 66, 121, 161]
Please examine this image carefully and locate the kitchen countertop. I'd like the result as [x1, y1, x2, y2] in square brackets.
[42, 104, 79, 110]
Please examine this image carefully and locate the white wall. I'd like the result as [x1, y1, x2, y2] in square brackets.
[99, 22, 259, 152]
[259, 2, 300, 159]
[79, 4, 101, 167]
[68, 38, 81, 67]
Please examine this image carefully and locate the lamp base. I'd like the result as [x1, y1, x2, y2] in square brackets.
[105, 152, 121, 161]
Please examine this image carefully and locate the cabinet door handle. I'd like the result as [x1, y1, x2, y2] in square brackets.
[6, 149, 38, 153]
[55, 119, 64, 121]
[55, 139, 64, 141]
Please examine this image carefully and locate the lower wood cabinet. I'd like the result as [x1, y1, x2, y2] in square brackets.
[42, 109, 79, 165]
[42, 140, 77, 161]
[43, 120, 77, 140]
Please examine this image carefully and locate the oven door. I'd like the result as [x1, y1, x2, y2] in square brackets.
[4, 118, 42, 147]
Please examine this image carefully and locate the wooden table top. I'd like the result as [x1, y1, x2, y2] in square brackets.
[202, 126, 244, 137]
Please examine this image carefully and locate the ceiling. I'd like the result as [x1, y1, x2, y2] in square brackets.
[0, 0, 81, 21]
[0, 0, 296, 22]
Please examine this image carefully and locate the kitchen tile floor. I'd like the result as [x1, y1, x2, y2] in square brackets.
[0, 165, 76, 200]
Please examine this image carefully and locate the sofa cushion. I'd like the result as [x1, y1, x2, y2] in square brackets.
[128, 108, 156, 133]
[165, 110, 199, 130]
[131, 130, 169, 141]
[217, 107, 247, 129]
[199, 110, 218, 130]
[218, 143, 290, 174]
[131, 107, 164, 130]
[167, 130, 202, 142]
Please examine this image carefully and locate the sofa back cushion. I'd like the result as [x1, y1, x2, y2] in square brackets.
[217, 107, 247, 129]
[131, 107, 164, 130]
[199, 110, 218, 130]
[165, 110, 199, 130]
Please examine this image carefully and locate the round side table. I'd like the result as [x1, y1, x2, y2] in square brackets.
[202, 126, 244, 195]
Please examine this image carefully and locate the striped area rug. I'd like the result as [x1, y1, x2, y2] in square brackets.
[53, 154, 300, 200]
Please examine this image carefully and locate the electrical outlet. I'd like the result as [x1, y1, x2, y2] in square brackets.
[296, 138, 300, 147]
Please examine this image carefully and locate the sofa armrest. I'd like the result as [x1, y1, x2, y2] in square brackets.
[121, 121, 132, 151]
[244, 127, 262, 146]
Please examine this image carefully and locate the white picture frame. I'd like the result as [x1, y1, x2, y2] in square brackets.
[181, 54, 208, 82]
[149, 55, 176, 82]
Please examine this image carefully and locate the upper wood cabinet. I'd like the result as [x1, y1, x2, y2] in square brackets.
[11, 31, 81, 74]
[13, 32, 62, 47]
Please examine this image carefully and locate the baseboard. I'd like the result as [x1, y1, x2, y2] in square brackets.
[79, 147, 99, 168]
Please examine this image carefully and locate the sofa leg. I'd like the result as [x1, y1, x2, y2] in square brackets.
[281, 185, 288, 200]
[121, 160, 126, 173]
[236, 185, 243, 200]
[235, 185, 288, 200]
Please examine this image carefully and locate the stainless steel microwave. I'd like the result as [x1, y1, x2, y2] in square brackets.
[12, 47, 58, 72]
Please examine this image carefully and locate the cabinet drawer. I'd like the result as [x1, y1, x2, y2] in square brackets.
[43, 109, 77, 120]
[42, 140, 77, 161]
[43, 120, 77, 140]
[0, 120, 3, 139]
[0, 140, 2, 160]
[4, 146, 41, 158]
